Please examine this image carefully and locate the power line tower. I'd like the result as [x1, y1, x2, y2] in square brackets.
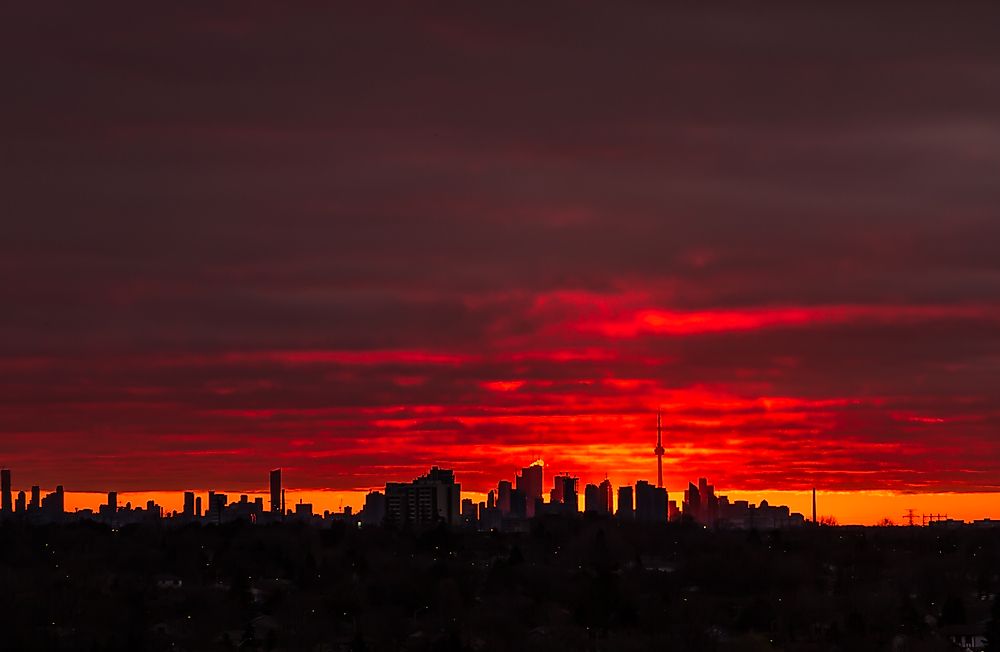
[903, 509, 917, 527]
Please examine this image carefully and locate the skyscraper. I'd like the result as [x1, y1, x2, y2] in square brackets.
[684, 481, 701, 522]
[1, 469, 12, 513]
[552, 475, 579, 513]
[616, 485, 634, 519]
[598, 478, 613, 515]
[30, 486, 40, 511]
[183, 491, 195, 517]
[269, 469, 282, 515]
[636, 480, 667, 523]
[497, 480, 512, 515]
[41, 486, 64, 517]
[584, 483, 600, 513]
[515, 461, 544, 517]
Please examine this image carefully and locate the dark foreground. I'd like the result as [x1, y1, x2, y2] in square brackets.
[1, 519, 998, 651]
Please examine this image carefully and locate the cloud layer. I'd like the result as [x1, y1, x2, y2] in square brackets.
[2, 2, 999, 494]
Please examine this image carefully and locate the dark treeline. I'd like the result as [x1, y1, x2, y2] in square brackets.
[1, 518, 998, 651]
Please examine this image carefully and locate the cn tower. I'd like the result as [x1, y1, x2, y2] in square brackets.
[654, 409, 665, 488]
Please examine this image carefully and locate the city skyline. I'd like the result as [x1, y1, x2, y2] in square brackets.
[3, 411, 999, 526]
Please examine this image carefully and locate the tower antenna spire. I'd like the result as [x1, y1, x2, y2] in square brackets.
[654, 408, 665, 488]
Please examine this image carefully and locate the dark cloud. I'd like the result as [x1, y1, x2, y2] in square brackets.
[1, 2, 999, 494]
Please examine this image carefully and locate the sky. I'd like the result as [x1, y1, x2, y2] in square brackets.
[2, 3, 1000, 522]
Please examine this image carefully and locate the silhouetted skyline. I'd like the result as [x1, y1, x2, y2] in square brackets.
[3, 416, 998, 529]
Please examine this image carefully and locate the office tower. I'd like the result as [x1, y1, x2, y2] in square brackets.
[684, 482, 701, 522]
[616, 486, 634, 519]
[30, 486, 40, 511]
[42, 485, 65, 516]
[183, 491, 195, 517]
[598, 478, 613, 515]
[654, 409, 665, 488]
[497, 480, 512, 515]
[270, 469, 282, 514]
[461, 498, 478, 524]
[690, 478, 717, 525]
[564, 477, 579, 513]
[294, 502, 313, 518]
[363, 490, 386, 525]
[516, 461, 544, 517]
[100, 492, 118, 522]
[1, 469, 11, 512]
[15, 491, 26, 513]
[487, 490, 496, 509]
[281, 489, 286, 515]
[384, 466, 461, 527]
[635, 480, 667, 523]
[584, 483, 600, 513]
[552, 475, 578, 513]
[509, 488, 527, 518]
[195, 496, 202, 517]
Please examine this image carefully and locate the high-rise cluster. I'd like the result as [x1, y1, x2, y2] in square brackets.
[0, 414, 810, 530]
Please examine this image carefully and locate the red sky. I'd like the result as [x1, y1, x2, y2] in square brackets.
[2, 2, 1000, 511]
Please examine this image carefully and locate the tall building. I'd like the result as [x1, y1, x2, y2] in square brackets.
[516, 461, 544, 517]
[683, 482, 700, 521]
[183, 491, 195, 517]
[30, 486, 40, 511]
[15, 491, 26, 513]
[584, 483, 600, 513]
[461, 498, 478, 526]
[552, 475, 579, 513]
[598, 478, 613, 515]
[41, 486, 64, 516]
[1, 469, 11, 513]
[616, 486, 634, 519]
[635, 480, 667, 523]
[509, 488, 527, 519]
[362, 490, 386, 525]
[497, 480, 512, 515]
[269, 469, 282, 515]
[385, 466, 461, 528]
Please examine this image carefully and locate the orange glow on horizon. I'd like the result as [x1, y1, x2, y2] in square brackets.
[57, 489, 1000, 526]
